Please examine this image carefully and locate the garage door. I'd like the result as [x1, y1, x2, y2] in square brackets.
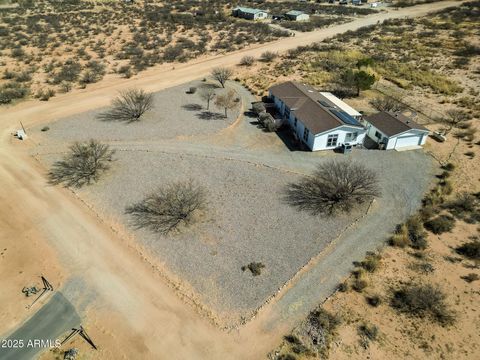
[395, 135, 421, 148]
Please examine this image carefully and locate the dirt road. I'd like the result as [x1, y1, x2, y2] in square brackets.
[0, 2, 463, 359]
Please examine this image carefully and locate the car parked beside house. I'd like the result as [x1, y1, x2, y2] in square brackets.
[269, 81, 366, 151]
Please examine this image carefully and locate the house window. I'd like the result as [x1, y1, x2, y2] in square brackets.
[303, 127, 309, 142]
[327, 134, 338, 147]
[375, 131, 382, 139]
[345, 132, 358, 142]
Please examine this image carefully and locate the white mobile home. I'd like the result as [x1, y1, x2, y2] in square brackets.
[269, 81, 366, 151]
[285, 10, 310, 21]
[232, 7, 268, 20]
[365, 112, 429, 150]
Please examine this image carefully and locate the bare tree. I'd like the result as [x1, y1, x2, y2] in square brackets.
[199, 87, 215, 110]
[211, 67, 233, 88]
[441, 109, 470, 135]
[126, 181, 207, 235]
[215, 90, 240, 117]
[48, 140, 115, 188]
[370, 96, 406, 113]
[98, 89, 153, 123]
[284, 161, 380, 215]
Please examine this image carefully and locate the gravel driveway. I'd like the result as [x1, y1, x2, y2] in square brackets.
[32, 81, 436, 326]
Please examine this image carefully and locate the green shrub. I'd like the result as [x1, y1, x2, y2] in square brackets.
[424, 215, 455, 234]
[391, 283, 454, 325]
[456, 240, 480, 260]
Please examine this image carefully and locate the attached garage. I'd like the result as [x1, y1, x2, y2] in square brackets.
[365, 111, 429, 151]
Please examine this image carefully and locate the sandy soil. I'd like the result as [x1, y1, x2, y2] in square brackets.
[0, 2, 466, 360]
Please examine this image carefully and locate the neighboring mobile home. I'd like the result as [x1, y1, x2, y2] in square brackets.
[232, 7, 268, 20]
[269, 81, 366, 151]
[365, 112, 429, 150]
[285, 10, 310, 21]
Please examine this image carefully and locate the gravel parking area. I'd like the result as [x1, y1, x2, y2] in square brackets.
[31, 81, 239, 144]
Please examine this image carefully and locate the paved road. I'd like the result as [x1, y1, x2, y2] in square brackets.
[0, 292, 80, 360]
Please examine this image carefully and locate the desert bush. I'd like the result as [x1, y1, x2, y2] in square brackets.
[241, 262, 265, 276]
[360, 252, 381, 272]
[98, 89, 153, 123]
[211, 67, 233, 88]
[391, 283, 454, 325]
[36, 88, 55, 101]
[48, 140, 115, 188]
[358, 323, 378, 348]
[0, 82, 29, 104]
[284, 161, 379, 215]
[277, 354, 296, 360]
[252, 102, 266, 115]
[126, 181, 206, 235]
[41, 126, 50, 132]
[406, 215, 428, 249]
[442, 163, 456, 171]
[366, 295, 382, 307]
[260, 51, 278, 62]
[461, 273, 479, 283]
[352, 278, 368, 292]
[370, 96, 406, 113]
[456, 240, 480, 260]
[445, 193, 479, 223]
[239, 55, 255, 66]
[424, 215, 455, 234]
[304, 308, 341, 357]
[390, 224, 411, 248]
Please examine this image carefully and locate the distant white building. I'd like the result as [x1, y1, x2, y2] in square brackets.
[269, 81, 366, 151]
[285, 10, 310, 21]
[365, 112, 429, 150]
[232, 7, 268, 20]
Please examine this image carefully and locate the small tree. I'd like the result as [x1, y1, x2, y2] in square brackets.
[98, 89, 153, 123]
[284, 161, 380, 215]
[215, 90, 240, 117]
[342, 69, 376, 96]
[199, 87, 215, 110]
[126, 181, 207, 235]
[211, 67, 233, 88]
[48, 140, 115, 188]
[441, 109, 470, 135]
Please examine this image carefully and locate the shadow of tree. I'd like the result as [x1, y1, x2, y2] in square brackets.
[196, 111, 226, 121]
[182, 104, 203, 111]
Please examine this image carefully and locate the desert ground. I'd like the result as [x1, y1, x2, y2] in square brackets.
[0, 1, 476, 360]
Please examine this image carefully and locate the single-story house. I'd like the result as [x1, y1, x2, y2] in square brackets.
[269, 81, 366, 151]
[365, 111, 429, 150]
[285, 10, 310, 21]
[232, 7, 268, 20]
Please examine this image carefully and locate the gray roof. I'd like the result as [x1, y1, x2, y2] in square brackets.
[286, 10, 306, 16]
[269, 81, 363, 135]
[233, 7, 267, 15]
[365, 111, 429, 137]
